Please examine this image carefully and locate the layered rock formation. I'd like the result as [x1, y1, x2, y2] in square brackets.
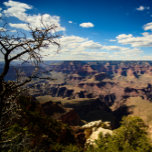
[6, 61, 152, 137]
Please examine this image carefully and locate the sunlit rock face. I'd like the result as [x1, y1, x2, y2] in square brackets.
[82, 120, 103, 129]
[82, 120, 112, 146]
[87, 127, 113, 146]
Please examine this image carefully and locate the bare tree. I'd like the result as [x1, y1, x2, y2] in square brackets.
[0, 20, 60, 141]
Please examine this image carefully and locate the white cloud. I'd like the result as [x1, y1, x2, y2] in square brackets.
[59, 36, 102, 52]
[116, 21, 152, 47]
[103, 22, 152, 58]
[9, 23, 29, 30]
[59, 35, 138, 52]
[10, 29, 17, 32]
[80, 22, 94, 28]
[26, 14, 65, 31]
[3, 0, 65, 31]
[40, 35, 143, 60]
[109, 39, 116, 42]
[136, 6, 150, 11]
[143, 22, 152, 31]
[136, 6, 145, 11]
[116, 34, 133, 39]
[116, 24, 152, 47]
[3, 0, 32, 20]
[68, 21, 72, 23]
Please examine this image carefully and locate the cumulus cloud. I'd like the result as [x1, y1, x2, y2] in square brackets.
[59, 36, 141, 52]
[117, 34, 133, 39]
[3, 0, 32, 20]
[116, 21, 152, 47]
[116, 22, 152, 48]
[136, 6, 150, 11]
[9, 23, 29, 30]
[80, 22, 94, 28]
[68, 21, 72, 23]
[109, 39, 116, 42]
[143, 22, 152, 31]
[59, 36, 101, 52]
[3, 0, 65, 31]
[40, 35, 143, 60]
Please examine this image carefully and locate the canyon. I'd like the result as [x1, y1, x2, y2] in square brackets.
[3, 61, 152, 134]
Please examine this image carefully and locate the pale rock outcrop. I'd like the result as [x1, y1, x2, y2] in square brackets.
[82, 120, 112, 146]
[87, 127, 112, 145]
[82, 120, 103, 129]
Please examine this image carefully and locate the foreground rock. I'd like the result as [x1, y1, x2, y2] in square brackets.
[82, 120, 112, 146]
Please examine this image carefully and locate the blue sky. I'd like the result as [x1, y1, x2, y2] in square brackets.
[1, 0, 152, 60]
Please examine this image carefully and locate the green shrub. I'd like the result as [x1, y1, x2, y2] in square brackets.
[89, 116, 152, 152]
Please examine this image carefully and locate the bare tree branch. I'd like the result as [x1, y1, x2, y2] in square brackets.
[0, 19, 61, 146]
